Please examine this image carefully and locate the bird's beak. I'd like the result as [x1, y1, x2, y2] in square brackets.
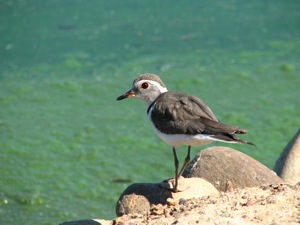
[117, 90, 136, 101]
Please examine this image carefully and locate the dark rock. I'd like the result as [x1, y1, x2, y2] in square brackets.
[183, 147, 283, 191]
[274, 129, 300, 184]
[60, 219, 102, 225]
[116, 183, 171, 216]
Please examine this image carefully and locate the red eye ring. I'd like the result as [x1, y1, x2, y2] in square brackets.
[141, 82, 149, 89]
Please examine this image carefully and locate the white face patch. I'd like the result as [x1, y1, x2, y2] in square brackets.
[136, 80, 168, 94]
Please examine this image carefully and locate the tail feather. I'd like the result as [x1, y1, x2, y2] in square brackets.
[197, 117, 255, 146]
[232, 135, 256, 146]
[234, 127, 248, 134]
[232, 127, 256, 146]
[213, 133, 256, 147]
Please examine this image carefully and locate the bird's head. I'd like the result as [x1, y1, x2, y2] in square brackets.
[117, 73, 168, 105]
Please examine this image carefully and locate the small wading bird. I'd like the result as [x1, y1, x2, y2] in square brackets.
[117, 73, 255, 192]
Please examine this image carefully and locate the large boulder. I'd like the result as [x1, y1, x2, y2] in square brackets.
[116, 177, 219, 216]
[274, 129, 300, 184]
[183, 147, 283, 191]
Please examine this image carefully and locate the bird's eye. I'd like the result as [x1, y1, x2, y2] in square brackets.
[141, 82, 149, 89]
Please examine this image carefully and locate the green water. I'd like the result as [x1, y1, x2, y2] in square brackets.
[1, 1, 299, 224]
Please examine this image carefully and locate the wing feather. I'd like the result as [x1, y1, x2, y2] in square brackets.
[151, 92, 248, 136]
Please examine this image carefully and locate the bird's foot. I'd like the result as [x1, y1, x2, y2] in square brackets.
[158, 183, 188, 193]
[160, 176, 188, 192]
[163, 176, 184, 183]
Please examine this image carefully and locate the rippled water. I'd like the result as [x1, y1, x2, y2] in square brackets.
[0, 1, 299, 224]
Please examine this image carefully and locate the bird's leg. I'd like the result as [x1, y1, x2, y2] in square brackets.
[160, 147, 190, 192]
[177, 146, 191, 178]
[172, 147, 179, 192]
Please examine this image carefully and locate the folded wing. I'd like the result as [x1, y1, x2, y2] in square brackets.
[151, 92, 254, 145]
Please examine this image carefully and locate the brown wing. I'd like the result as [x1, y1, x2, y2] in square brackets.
[151, 92, 251, 142]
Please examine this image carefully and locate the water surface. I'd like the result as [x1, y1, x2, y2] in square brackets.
[0, 1, 299, 224]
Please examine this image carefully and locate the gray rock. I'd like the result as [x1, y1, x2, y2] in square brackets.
[183, 146, 283, 191]
[116, 177, 219, 216]
[274, 129, 300, 184]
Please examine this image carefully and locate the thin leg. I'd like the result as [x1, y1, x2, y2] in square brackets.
[178, 146, 191, 178]
[172, 147, 179, 192]
[160, 146, 190, 193]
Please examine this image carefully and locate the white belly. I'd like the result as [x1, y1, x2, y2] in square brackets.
[151, 123, 215, 147]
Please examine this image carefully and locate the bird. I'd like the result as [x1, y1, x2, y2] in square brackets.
[117, 73, 255, 192]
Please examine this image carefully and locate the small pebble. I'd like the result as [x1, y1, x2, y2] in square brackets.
[179, 198, 188, 205]
[266, 196, 277, 204]
[246, 199, 253, 206]
[167, 198, 177, 206]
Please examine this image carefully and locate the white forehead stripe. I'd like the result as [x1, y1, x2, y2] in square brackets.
[136, 80, 168, 93]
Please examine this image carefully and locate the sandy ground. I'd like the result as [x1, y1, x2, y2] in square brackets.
[110, 183, 299, 225]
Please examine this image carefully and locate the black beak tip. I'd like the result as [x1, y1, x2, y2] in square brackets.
[117, 90, 135, 101]
[116, 93, 128, 101]
[116, 96, 124, 101]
